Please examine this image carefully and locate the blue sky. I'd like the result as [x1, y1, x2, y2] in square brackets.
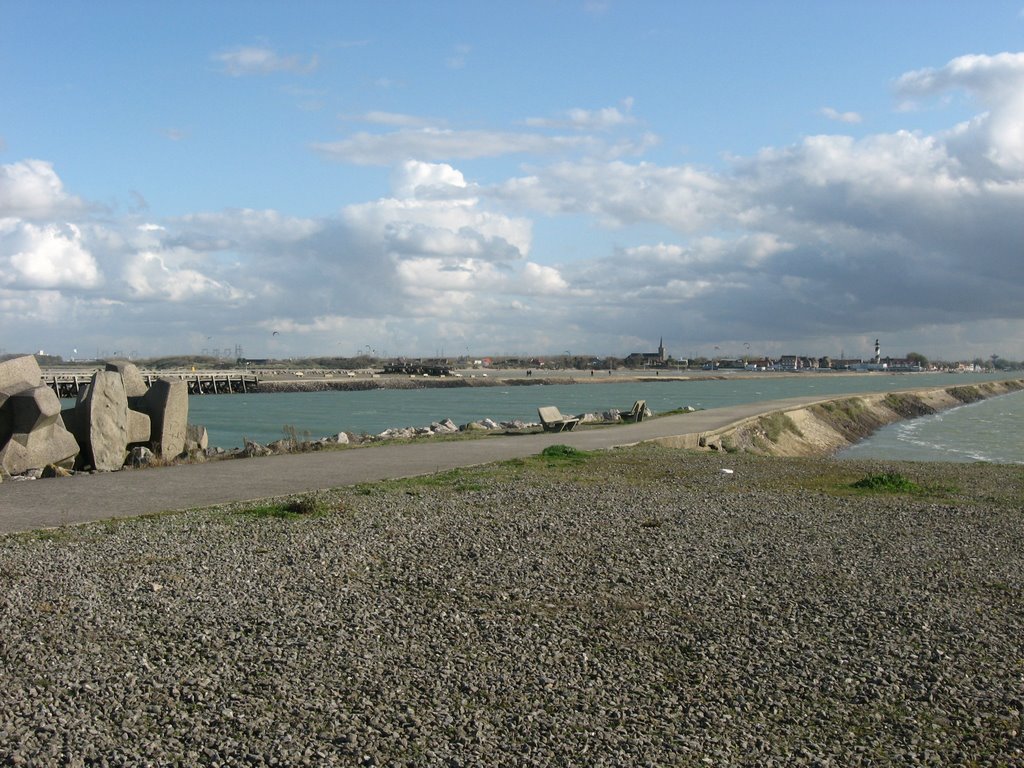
[2, 1, 1024, 362]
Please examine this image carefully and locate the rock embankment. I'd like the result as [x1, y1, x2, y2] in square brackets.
[1, 448, 1021, 765]
[694, 379, 1024, 457]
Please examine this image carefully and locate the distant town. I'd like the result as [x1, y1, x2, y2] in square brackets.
[6, 337, 1020, 375]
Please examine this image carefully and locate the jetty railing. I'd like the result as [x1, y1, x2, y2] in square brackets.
[44, 371, 260, 397]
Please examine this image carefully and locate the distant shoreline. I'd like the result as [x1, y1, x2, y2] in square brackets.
[252, 368, 925, 393]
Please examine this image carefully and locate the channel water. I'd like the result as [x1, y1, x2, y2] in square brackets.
[838, 387, 1023, 464]
[184, 372, 1021, 463]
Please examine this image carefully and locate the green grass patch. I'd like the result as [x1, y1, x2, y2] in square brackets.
[850, 472, 923, 494]
[240, 490, 339, 519]
[539, 444, 591, 463]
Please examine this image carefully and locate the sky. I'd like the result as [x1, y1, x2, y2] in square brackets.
[2, 1, 1024, 363]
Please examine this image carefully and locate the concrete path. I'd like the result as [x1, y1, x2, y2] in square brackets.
[0, 394, 837, 533]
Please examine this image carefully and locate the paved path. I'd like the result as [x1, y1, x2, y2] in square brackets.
[0, 394, 840, 533]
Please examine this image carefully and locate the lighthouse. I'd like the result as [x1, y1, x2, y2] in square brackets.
[874, 338, 881, 365]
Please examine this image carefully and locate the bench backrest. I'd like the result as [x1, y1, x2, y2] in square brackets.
[538, 406, 564, 424]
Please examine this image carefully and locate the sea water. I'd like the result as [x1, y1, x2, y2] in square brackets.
[185, 372, 1018, 459]
[838, 388, 1023, 464]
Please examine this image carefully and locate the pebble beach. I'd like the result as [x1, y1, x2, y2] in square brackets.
[1, 446, 1022, 766]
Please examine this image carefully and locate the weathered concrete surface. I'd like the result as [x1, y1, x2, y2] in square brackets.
[127, 409, 152, 446]
[0, 355, 42, 391]
[9, 385, 62, 434]
[0, 376, 80, 477]
[138, 379, 188, 458]
[77, 371, 130, 472]
[105, 360, 148, 398]
[0, 424, 79, 477]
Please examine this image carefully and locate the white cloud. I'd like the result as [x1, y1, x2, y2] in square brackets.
[122, 251, 245, 302]
[174, 209, 322, 246]
[525, 103, 637, 131]
[390, 160, 469, 198]
[820, 106, 862, 124]
[342, 166, 532, 262]
[0, 160, 82, 219]
[0, 219, 100, 289]
[312, 128, 604, 165]
[493, 160, 727, 231]
[895, 52, 1024, 175]
[354, 111, 440, 128]
[214, 46, 318, 76]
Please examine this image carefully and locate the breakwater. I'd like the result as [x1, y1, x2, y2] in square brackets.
[673, 379, 1024, 459]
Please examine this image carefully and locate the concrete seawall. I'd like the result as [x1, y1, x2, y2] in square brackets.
[645, 379, 1024, 458]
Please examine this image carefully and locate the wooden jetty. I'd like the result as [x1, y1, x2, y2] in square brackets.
[43, 371, 260, 398]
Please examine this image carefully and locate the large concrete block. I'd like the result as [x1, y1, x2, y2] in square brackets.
[79, 371, 130, 471]
[139, 379, 188, 458]
[0, 390, 13, 446]
[128, 408, 151, 445]
[0, 420, 79, 476]
[8, 385, 62, 434]
[0, 355, 43, 392]
[105, 360, 148, 398]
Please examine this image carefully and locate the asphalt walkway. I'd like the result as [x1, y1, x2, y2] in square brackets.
[0, 395, 837, 533]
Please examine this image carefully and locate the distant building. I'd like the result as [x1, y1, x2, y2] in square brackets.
[625, 337, 668, 368]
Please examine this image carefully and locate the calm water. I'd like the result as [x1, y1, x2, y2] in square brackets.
[184, 372, 1018, 461]
[839, 388, 1023, 465]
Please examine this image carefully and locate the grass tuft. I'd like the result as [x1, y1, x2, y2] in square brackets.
[850, 472, 923, 494]
[540, 444, 590, 463]
[242, 490, 339, 519]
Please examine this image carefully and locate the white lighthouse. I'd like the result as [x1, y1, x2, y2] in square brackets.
[874, 338, 881, 365]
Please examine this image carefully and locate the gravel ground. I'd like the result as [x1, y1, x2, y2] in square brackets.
[1, 446, 1022, 766]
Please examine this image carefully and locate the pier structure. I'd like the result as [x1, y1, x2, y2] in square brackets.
[43, 370, 260, 398]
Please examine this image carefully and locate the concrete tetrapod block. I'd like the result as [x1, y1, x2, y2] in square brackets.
[128, 409, 152, 446]
[0, 383, 80, 476]
[140, 378, 188, 458]
[8, 385, 62, 434]
[0, 420, 79, 477]
[0, 355, 43, 392]
[105, 360, 148, 398]
[0, 390, 13, 446]
[79, 371, 131, 471]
